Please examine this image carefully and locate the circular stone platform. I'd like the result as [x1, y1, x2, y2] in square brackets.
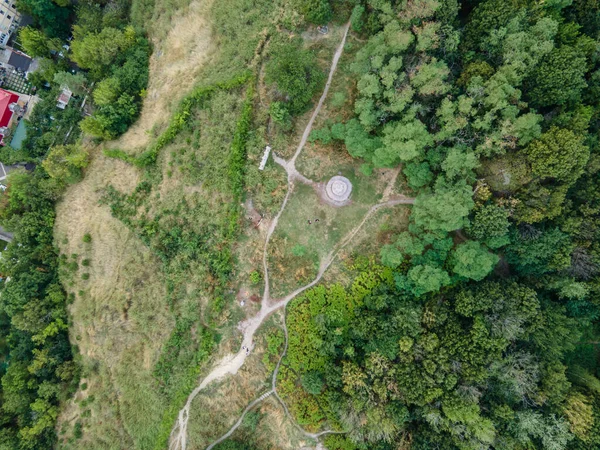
[325, 176, 352, 203]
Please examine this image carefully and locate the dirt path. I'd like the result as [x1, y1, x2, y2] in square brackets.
[169, 22, 405, 450]
[201, 196, 414, 449]
[382, 166, 402, 202]
[290, 24, 350, 167]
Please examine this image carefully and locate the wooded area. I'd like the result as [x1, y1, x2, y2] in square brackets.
[274, 0, 600, 449]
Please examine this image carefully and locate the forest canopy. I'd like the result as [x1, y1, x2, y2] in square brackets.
[283, 0, 600, 449]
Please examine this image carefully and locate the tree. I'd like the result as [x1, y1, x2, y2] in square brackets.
[71, 27, 133, 77]
[93, 77, 121, 106]
[413, 182, 474, 232]
[376, 115, 433, 167]
[505, 227, 573, 276]
[441, 147, 479, 181]
[467, 204, 510, 248]
[451, 241, 499, 281]
[266, 39, 324, 115]
[403, 161, 433, 190]
[381, 245, 404, 268]
[299, 0, 331, 24]
[525, 127, 589, 183]
[301, 371, 324, 395]
[42, 145, 89, 182]
[563, 392, 594, 441]
[341, 119, 382, 160]
[350, 5, 365, 32]
[527, 46, 588, 107]
[410, 58, 451, 96]
[53, 72, 87, 96]
[398, 264, 451, 297]
[80, 115, 112, 139]
[16, 0, 71, 37]
[457, 61, 495, 87]
[18, 27, 60, 58]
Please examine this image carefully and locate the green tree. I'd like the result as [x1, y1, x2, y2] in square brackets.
[341, 119, 382, 160]
[451, 241, 499, 281]
[525, 127, 589, 183]
[413, 182, 474, 232]
[71, 27, 133, 77]
[410, 58, 451, 96]
[505, 227, 572, 276]
[563, 392, 594, 440]
[399, 264, 451, 296]
[92, 77, 121, 106]
[403, 161, 433, 190]
[53, 72, 87, 96]
[299, 0, 331, 24]
[19, 27, 61, 57]
[441, 147, 479, 181]
[467, 204, 510, 248]
[350, 5, 365, 32]
[266, 39, 324, 115]
[457, 61, 495, 87]
[16, 0, 71, 37]
[527, 46, 588, 107]
[301, 371, 324, 395]
[42, 145, 89, 182]
[375, 115, 433, 167]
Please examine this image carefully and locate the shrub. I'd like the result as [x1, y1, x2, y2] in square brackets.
[82, 234, 92, 243]
[74, 422, 83, 439]
[249, 270, 261, 285]
[266, 39, 324, 115]
[301, 371, 324, 395]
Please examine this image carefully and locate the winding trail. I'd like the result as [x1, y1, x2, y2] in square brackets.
[169, 22, 414, 450]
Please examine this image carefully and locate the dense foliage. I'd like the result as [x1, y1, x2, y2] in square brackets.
[0, 171, 79, 449]
[281, 0, 600, 448]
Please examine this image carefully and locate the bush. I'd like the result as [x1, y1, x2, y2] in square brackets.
[301, 371, 324, 395]
[249, 270, 261, 285]
[299, 0, 332, 24]
[81, 273, 90, 280]
[82, 234, 92, 243]
[266, 39, 325, 115]
[73, 422, 83, 439]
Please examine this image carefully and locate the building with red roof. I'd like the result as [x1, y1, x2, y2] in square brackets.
[0, 88, 19, 143]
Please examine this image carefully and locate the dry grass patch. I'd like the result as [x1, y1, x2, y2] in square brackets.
[248, 396, 316, 449]
[185, 315, 283, 449]
[112, 0, 217, 153]
[55, 150, 174, 448]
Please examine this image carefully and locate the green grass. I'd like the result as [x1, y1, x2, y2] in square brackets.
[267, 181, 373, 297]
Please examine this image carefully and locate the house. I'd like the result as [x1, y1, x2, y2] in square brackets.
[0, 47, 33, 73]
[0, 88, 19, 143]
[7, 50, 30, 72]
[56, 88, 72, 109]
[0, 2, 20, 46]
